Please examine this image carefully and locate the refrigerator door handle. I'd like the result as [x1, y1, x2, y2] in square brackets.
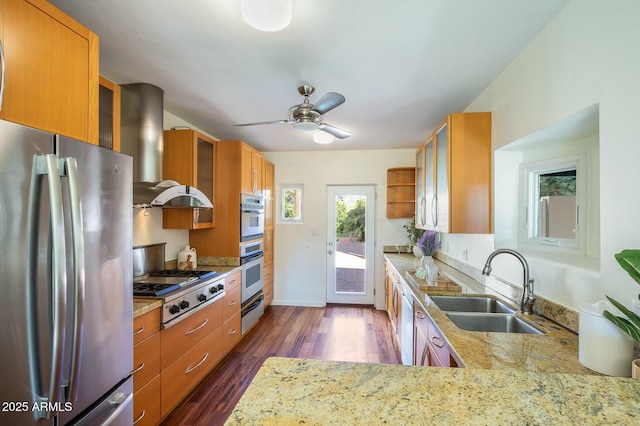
[64, 157, 86, 403]
[25, 154, 68, 420]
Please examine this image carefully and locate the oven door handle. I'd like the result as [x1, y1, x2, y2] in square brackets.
[242, 295, 264, 317]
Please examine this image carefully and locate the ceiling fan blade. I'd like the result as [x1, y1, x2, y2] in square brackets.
[234, 119, 290, 127]
[311, 92, 345, 115]
[319, 123, 351, 139]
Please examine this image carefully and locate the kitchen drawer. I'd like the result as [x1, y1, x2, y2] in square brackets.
[133, 308, 160, 345]
[133, 332, 160, 393]
[160, 299, 222, 369]
[225, 270, 241, 290]
[263, 281, 273, 307]
[222, 285, 241, 322]
[133, 374, 160, 426]
[222, 312, 242, 354]
[427, 316, 456, 368]
[263, 263, 274, 282]
[160, 327, 223, 417]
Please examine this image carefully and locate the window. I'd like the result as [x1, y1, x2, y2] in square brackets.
[279, 184, 303, 224]
[519, 154, 587, 254]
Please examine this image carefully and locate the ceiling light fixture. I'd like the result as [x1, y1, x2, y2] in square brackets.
[240, 0, 292, 32]
[313, 131, 334, 144]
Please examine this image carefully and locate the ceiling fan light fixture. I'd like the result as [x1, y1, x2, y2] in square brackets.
[313, 131, 334, 144]
[292, 120, 318, 132]
[241, 0, 292, 32]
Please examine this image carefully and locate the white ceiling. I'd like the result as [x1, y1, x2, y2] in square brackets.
[50, 0, 570, 152]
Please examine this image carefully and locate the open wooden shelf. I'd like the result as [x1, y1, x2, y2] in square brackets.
[386, 167, 416, 218]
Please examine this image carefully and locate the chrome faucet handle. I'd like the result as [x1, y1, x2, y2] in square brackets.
[521, 278, 536, 314]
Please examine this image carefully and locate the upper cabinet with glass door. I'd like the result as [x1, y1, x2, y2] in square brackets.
[415, 112, 492, 234]
[162, 129, 216, 229]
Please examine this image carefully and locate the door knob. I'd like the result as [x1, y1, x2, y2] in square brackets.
[328, 250, 333, 254]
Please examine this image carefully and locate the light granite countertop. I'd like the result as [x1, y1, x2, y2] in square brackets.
[225, 357, 640, 425]
[384, 253, 603, 375]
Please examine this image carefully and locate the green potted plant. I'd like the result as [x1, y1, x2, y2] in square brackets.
[603, 249, 640, 343]
[403, 215, 424, 255]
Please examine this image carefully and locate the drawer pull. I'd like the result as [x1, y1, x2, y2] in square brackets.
[185, 353, 209, 374]
[185, 318, 209, 335]
[227, 300, 237, 306]
[228, 279, 237, 286]
[133, 410, 146, 425]
[228, 328, 237, 335]
[431, 335, 445, 349]
[415, 311, 425, 319]
[132, 326, 145, 336]
[131, 362, 145, 375]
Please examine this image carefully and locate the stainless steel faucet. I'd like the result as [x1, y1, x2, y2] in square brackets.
[482, 249, 536, 315]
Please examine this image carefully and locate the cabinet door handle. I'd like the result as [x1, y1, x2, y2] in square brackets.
[431, 194, 438, 227]
[228, 279, 237, 286]
[132, 326, 145, 336]
[431, 335, 445, 349]
[415, 310, 425, 319]
[185, 318, 209, 335]
[227, 300, 237, 306]
[421, 343, 429, 366]
[131, 362, 145, 375]
[185, 353, 209, 374]
[228, 328, 237, 335]
[133, 410, 146, 425]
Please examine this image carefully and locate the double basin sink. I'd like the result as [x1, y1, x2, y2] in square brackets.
[429, 296, 545, 335]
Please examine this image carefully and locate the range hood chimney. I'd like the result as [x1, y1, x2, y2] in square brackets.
[120, 83, 213, 209]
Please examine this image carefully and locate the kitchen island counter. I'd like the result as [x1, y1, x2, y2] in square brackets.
[225, 357, 640, 425]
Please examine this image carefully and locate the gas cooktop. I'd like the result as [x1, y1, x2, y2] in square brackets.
[133, 270, 217, 297]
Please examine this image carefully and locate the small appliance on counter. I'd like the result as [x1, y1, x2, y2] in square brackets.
[178, 245, 197, 270]
[578, 300, 634, 376]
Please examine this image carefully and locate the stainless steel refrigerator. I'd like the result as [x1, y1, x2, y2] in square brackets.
[0, 119, 134, 425]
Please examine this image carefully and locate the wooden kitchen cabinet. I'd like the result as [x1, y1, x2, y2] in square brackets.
[241, 143, 263, 196]
[416, 112, 491, 233]
[413, 300, 457, 368]
[0, 0, 99, 144]
[161, 327, 223, 417]
[160, 297, 222, 369]
[132, 308, 161, 426]
[159, 297, 224, 417]
[263, 158, 275, 307]
[133, 375, 161, 426]
[163, 129, 216, 229]
[386, 167, 416, 219]
[190, 140, 270, 258]
[263, 262, 274, 307]
[98, 76, 121, 151]
[385, 264, 401, 340]
[222, 270, 242, 354]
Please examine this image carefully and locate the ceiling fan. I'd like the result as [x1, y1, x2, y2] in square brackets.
[234, 85, 351, 139]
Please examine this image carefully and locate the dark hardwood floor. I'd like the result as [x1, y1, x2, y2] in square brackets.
[161, 304, 401, 425]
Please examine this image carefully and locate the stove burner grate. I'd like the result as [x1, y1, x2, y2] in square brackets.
[133, 283, 181, 297]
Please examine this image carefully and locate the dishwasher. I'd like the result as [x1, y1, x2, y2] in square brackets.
[400, 284, 414, 365]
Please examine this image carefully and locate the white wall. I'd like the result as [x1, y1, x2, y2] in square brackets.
[441, 0, 640, 310]
[264, 149, 415, 308]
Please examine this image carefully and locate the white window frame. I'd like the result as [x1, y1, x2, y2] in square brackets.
[518, 153, 587, 255]
[278, 184, 304, 224]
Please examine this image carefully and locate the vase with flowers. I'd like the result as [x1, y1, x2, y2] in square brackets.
[416, 230, 441, 280]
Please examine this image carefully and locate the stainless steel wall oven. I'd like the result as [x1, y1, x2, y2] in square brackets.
[240, 240, 264, 334]
[240, 194, 264, 242]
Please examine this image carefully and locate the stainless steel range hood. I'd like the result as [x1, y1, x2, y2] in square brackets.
[120, 83, 213, 209]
